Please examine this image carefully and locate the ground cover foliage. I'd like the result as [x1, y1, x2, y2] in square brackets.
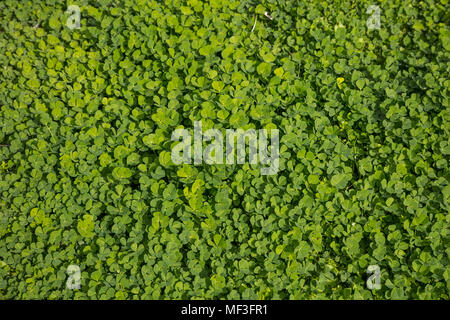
[0, 0, 449, 299]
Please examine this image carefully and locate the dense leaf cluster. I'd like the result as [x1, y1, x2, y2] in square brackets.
[0, 0, 449, 299]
